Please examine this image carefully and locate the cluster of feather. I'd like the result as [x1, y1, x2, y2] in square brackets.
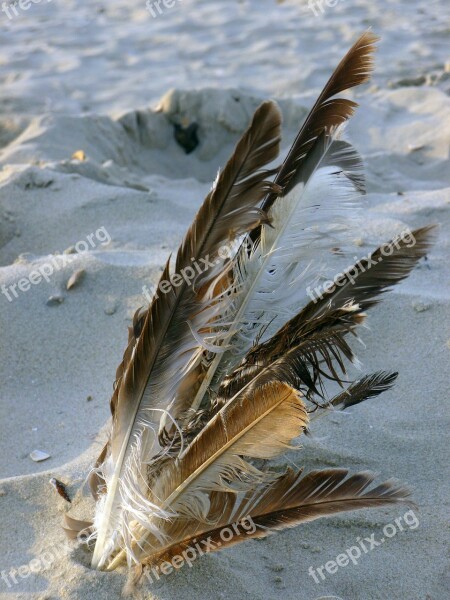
[64, 32, 435, 584]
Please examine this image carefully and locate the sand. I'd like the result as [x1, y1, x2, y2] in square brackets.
[0, 1, 449, 599]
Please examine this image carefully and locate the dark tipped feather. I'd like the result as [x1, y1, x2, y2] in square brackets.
[262, 31, 377, 212]
[217, 302, 365, 407]
[298, 225, 437, 324]
[185, 36, 378, 418]
[141, 469, 410, 568]
[330, 371, 398, 410]
[189, 128, 367, 417]
[220, 226, 435, 405]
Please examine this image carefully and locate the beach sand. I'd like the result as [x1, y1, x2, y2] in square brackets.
[0, 1, 449, 599]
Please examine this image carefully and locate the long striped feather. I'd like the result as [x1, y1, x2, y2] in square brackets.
[90, 101, 282, 568]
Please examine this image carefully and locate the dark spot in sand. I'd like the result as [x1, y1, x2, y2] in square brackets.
[174, 122, 199, 154]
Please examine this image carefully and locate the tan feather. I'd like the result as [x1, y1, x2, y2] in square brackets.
[62, 514, 93, 541]
[107, 381, 308, 567]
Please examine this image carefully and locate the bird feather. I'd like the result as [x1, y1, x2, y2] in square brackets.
[90, 100, 282, 568]
[63, 34, 436, 588]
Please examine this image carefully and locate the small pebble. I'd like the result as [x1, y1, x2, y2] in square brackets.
[354, 238, 364, 247]
[86, 395, 93, 402]
[413, 302, 431, 313]
[66, 269, 86, 290]
[46, 295, 65, 306]
[0, 488, 6, 496]
[63, 246, 77, 255]
[311, 546, 321, 553]
[408, 143, 428, 152]
[124, 181, 149, 192]
[71, 150, 86, 161]
[30, 450, 51, 462]
[14, 253, 34, 264]
[104, 304, 117, 315]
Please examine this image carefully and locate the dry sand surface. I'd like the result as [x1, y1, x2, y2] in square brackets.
[0, 1, 449, 599]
